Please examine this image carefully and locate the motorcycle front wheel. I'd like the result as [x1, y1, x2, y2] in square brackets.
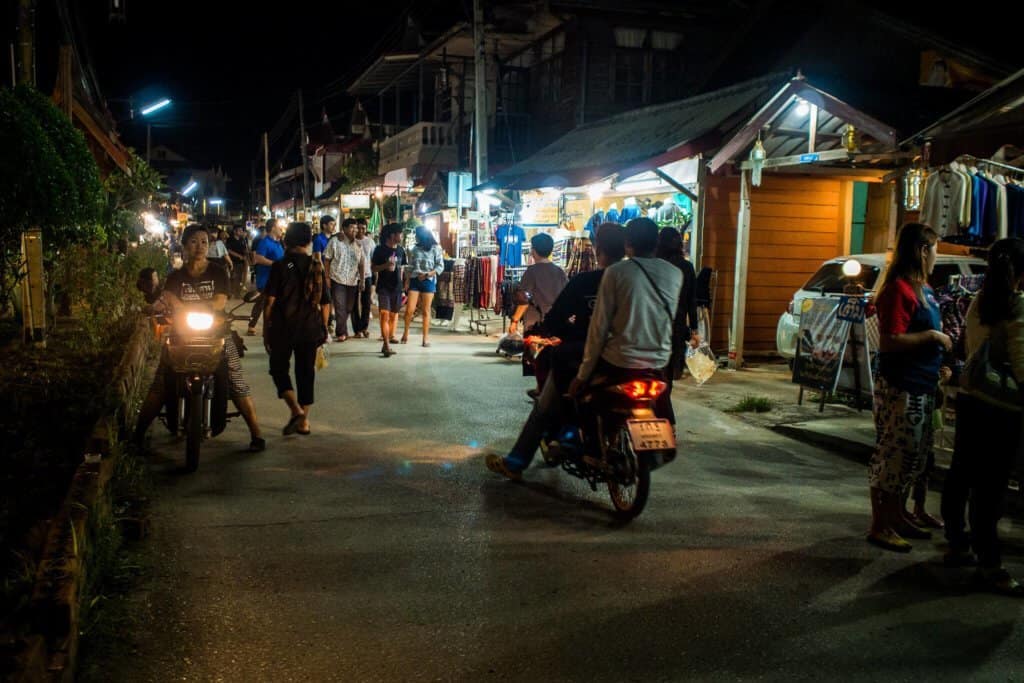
[185, 389, 203, 472]
[606, 426, 650, 521]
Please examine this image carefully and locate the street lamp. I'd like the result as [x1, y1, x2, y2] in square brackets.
[139, 97, 172, 164]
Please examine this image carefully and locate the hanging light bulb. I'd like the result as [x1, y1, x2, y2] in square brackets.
[749, 133, 767, 187]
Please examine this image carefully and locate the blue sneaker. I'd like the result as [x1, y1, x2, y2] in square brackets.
[485, 453, 522, 481]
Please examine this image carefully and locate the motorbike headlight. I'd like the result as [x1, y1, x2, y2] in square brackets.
[186, 312, 215, 331]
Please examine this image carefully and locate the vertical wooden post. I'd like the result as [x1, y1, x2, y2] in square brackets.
[728, 169, 751, 370]
[21, 229, 45, 345]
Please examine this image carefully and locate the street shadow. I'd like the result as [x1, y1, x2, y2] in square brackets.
[463, 537, 1020, 681]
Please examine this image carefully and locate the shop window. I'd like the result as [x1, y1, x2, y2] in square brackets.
[613, 49, 646, 105]
[531, 31, 565, 105]
[611, 27, 684, 105]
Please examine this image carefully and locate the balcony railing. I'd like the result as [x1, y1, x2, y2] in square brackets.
[378, 121, 459, 175]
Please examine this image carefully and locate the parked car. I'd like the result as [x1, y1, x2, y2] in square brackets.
[775, 253, 986, 359]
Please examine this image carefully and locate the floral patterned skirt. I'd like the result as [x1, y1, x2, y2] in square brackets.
[869, 376, 935, 494]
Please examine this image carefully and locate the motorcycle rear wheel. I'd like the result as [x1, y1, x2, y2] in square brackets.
[606, 426, 650, 520]
[185, 390, 203, 473]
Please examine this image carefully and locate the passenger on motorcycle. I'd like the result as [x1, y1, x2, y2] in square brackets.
[485, 218, 680, 480]
[133, 224, 266, 452]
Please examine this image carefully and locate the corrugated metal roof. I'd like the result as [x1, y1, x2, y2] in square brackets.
[485, 73, 788, 190]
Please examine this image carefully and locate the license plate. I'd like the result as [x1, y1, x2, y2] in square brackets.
[627, 419, 676, 452]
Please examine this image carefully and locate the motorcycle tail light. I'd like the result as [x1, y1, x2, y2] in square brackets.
[186, 312, 215, 331]
[613, 380, 667, 399]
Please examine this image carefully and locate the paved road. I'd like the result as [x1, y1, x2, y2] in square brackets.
[108, 322, 1024, 682]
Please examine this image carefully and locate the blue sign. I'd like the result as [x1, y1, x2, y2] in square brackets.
[837, 296, 866, 323]
[799, 153, 820, 164]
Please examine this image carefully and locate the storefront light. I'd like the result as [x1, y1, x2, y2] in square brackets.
[425, 216, 439, 231]
[420, 203, 430, 214]
[588, 181, 611, 200]
[482, 188, 497, 195]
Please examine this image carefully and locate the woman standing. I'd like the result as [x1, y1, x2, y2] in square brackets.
[868, 223, 952, 552]
[402, 225, 445, 347]
[263, 222, 332, 436]
[942, 238, 1024, 595]
[656, 227, 699, 379]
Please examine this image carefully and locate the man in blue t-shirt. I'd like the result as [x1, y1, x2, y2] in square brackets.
[313, 215, 335, 257]
[247, 220, 285, 335]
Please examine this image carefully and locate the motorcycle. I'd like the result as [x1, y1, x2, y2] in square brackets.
[156, 291, 259, 472]
[538, 366, 677, 520]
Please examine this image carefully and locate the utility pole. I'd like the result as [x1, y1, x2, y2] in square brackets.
[472, 0, 488, 185]
[263, 132, 271, 218]
[297, 89, 311, 217]
[16, 0, 35, 86]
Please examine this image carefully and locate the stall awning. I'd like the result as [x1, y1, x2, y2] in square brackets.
[905, 66, 1024, 144]
[480, 74, 789, 191]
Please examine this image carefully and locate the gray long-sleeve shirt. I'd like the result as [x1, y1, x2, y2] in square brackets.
[577, 256, 683, 382]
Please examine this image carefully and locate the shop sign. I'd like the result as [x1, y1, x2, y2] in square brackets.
[521, 193, 559, 227]
[341, 194, 371, 209]
[799, 153, 820, 163]
[793, 297, 873, 400]
[792, 298, 849, 393]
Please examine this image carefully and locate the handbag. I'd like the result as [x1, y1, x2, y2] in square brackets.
[962, 325, 1023, 411]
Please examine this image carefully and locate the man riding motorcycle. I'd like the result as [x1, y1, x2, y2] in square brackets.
[133, 224, 266, 453]
[486, 218, 681, 480]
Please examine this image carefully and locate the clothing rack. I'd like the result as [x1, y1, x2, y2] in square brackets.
[956, 154, 1024, 176]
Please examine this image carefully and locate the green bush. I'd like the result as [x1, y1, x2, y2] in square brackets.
[51, 242, 168, 348]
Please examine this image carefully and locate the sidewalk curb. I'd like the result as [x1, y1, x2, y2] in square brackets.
[770, 423, 952, 482]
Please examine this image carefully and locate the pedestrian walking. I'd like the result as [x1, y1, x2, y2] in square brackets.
[207, 226, 232, 282]
[323, 218, 366, 342]
[263, 222, 331, 437]
[942, 237, 1024, 595]
[402, 225, 445, 347]
[868, 223, 952, 552]
[371, 223, 407, 357]
[508, 233, 568, 336]
[352, 217, 375, 338]
[656, 227, 700, 379]
[314, 215, 335, 258]
[248, 219, 285, 335]
[226, 224, 250, 297]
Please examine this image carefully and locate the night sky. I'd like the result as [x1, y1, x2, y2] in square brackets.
[81, 0, 422, 199]
[7, 1, 1022, 202]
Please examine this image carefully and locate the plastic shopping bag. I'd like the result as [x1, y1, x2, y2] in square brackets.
[685, 342, 717, 386]
[315, 344, 330, 370]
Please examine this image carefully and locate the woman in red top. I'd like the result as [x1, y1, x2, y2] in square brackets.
[868, 223, 952, 552]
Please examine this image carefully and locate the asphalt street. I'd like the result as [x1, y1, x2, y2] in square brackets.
[105, 321, 1024, 682]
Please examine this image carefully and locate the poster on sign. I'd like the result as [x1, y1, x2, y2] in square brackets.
[792, 298, 851, 394]
[837, 296, 874, 402]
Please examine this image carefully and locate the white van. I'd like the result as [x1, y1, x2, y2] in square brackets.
[775, 253, 987, 359]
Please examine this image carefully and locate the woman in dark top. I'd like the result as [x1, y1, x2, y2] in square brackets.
[656, 227, 699, 380]
[263, 222, 332, 436]
[868, 223, 952, 552]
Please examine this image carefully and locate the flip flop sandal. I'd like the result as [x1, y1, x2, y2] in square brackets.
[282, 414, 304, 435]
[866, 530, 912, 553]
[297, 428, 311, 435]
[389, 338, 400, 344]
[422, 341, 431, 347]
[977, 569, 1024, 597]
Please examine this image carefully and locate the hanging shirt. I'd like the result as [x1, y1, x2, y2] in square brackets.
[1007, 184, 1024, 237]
[496, 224, 526, 267]
[921, 169, 967, 237]
[983, 176, 1001, 240]
[968, 174, 989, 238]
[619, 205, 642, 223]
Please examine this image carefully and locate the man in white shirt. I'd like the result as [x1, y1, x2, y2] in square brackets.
[323, 218, 366, 342]
[352, 217, 376, 338]
[486, 218, 681, 480]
